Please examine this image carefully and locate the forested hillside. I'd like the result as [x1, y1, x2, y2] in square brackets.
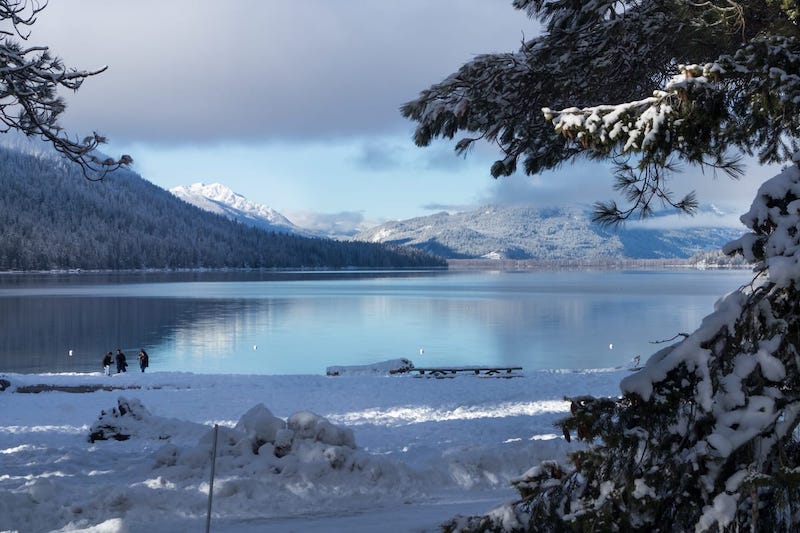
[0, 147, 445, 270]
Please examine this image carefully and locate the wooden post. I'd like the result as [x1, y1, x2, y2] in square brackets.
[205, 424, 219, 533]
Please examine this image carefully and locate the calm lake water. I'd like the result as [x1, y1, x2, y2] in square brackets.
[0, 269, 756, 375]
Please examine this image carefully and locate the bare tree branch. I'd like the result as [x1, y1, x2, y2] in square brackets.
[0, 0, 131, 178]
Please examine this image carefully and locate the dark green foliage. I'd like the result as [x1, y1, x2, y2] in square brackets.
[445, 283, 800, 532]
[0, 147, 446, 271]
[413, 1, 800, 531]
[441, 159, 800, 532]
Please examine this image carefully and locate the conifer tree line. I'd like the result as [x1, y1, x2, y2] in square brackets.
[403, 0, 800, 531]
[0, 147, 445, 271]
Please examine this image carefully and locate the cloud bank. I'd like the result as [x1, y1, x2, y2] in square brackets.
[35, 1, 532, 146]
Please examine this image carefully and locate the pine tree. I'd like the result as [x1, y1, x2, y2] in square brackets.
[403, 1, 800, 531]
[402, 0, 800, 224]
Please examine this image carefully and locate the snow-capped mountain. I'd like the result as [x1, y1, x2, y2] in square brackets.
[170, 182, 303, 235]
[353, 205, 745, 260]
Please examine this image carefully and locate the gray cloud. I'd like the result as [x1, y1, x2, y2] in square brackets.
[478, 162, 618, 209]
[420, 203, 476, 213]
[354, 137, 480, 174]
[475, 157, 771, 220]
[421, 145, 474, 172]
[284, 209, 374, 237]
[354, 142, 403, 171]
[27, 1, 769, 223]
[628, 210, 745, 230]
[32, 1, 531, 146]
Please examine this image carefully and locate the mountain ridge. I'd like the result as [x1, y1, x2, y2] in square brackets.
[0, 147, 445, 270]
[353, 205, 745, 260]
[170, 182, 306, 236]
[167, 181, 745, 261]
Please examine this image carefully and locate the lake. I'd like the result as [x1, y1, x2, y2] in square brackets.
[0, 269, 756, 375]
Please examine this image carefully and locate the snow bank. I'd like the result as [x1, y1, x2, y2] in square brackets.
[0, 368, 625, 532]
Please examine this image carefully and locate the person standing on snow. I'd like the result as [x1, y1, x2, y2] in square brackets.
[138, 349, 149, 372]
[115, 349, 127, 373]
[102, 352, 113, 376]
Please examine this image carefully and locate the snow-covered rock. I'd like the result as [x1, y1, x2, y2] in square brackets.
[326, 358, 415, 376]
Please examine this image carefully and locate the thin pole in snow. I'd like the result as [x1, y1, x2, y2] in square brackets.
[206, 424, 219, 533]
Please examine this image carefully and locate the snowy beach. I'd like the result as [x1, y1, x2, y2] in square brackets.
[0, 366, 627, 532]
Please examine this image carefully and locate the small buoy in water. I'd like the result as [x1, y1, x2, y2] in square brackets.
[68, 349, 73, 357]
[608, 343, 614, 350]
[253, 345, 258, 350]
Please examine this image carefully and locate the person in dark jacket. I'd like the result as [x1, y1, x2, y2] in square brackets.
[138, 349, 149, 372]
[115, 349, 127, 373]
[102, 352, 113, 376]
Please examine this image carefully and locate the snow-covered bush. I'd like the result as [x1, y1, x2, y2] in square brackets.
[445, 161, 800, 532]
[85, 398, 421, 522]
[287, 411, 356, 448]
[147, 404, 359, 472]
[151, 404, 418, 510]
[233, 403, 287, 452]
[88, 397, 155, 443]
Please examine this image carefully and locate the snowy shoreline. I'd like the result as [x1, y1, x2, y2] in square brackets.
[0, 368, 627, 532]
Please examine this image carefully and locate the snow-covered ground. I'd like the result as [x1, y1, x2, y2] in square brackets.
[0, 364, 628, 532]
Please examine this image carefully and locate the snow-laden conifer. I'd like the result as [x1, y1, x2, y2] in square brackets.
[403, 0, 800, 224]
[405, 0, 800, 531]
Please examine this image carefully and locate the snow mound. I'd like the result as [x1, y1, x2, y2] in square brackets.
[0, 370, 627, 531]
[326, 358, 415, 376]
[288, 410, 356, 448]
[87, 398, 422, 522]
[233, 403, 287, 452]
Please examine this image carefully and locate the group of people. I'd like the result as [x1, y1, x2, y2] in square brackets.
[102, 349, 149, 375]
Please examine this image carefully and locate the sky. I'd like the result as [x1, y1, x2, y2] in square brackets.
[25, 1, 775, 233]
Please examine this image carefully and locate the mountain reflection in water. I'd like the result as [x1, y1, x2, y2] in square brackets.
[0, 269, 754, 375]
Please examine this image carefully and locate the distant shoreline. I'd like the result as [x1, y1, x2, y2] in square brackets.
[0, 260, 755, 275]
[446, 258, 753, 271]
[0, 266, 450, 276]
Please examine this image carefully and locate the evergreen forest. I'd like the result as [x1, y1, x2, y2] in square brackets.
[0, 147, 446, 271]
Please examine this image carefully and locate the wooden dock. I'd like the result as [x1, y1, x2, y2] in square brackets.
[410, 366, 522, 378]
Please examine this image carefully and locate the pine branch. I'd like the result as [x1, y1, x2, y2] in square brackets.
[0, 1, 131, 178]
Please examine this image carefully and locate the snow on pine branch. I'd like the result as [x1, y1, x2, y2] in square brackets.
[724, 152, 800, 287]
[543, 36, 800, 167]
[543, 63, 721, 156]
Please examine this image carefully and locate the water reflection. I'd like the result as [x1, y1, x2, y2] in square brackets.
[0, 296, 257, 372]
[0, 270, 754, 375]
